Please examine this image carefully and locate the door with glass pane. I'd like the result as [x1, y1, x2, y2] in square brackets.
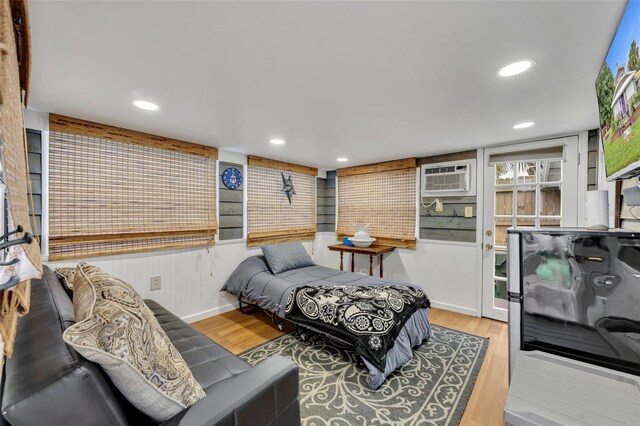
[482, 137, 578, 321]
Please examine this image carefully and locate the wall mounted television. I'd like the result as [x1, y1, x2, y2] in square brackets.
[596, 0, 640, 181]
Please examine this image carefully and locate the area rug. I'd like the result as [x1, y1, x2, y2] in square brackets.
[240, 325, 488, 426]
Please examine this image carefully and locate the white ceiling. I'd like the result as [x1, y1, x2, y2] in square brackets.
[29, 1, 626, 169]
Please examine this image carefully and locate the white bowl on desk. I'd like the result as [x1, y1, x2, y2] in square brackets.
[348, 237, 376, 248]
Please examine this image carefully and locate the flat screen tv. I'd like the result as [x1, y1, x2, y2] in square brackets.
[596, 0, 640, 181]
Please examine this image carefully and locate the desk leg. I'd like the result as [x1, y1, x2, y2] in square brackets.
[380, 254, 384, 278]
[339, 252, 344, 271]
[351, 253, 355, 272]
[369, 255, 373, 276]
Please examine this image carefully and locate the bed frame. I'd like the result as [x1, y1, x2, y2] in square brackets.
[238, 296, 294, 332]
[238, 296, 355, 346]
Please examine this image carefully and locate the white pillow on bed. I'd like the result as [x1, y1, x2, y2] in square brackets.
[261, 242, 315, 274]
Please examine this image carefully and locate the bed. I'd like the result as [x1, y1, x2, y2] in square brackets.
[222, 255, 433, 390]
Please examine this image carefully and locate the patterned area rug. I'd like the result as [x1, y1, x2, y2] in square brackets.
[240, 325, 488, 426]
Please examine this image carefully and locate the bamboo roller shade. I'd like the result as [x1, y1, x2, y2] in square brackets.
[50, 114, 218, 159]
[336, 158, 416, 177]
[337, 159, 417, 249]
[247, 155, 317, 176]
[48, 122, 217, 260]
[0, 0, 41, 358]
[247, 156, 317, 246]
[0, 0, 41, 271]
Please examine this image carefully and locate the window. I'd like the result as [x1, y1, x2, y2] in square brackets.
[493, 160, 563, 247]
[337, 158, 417, 248]
[247, 156, 317, 246]
[26, 129, 42, 242]
[47, 114, 217, 260]
[490, 144, 565, 248]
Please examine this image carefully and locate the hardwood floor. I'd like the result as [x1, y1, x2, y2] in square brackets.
[192, 307, 509, 426]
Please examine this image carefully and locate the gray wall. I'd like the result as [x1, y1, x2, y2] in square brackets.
[317, 171, 336, 232]
[418, 151, 477, 243]
[218, 162, 244, 240]
[587, 129, 598, 190]
[419, 196, 477, 242]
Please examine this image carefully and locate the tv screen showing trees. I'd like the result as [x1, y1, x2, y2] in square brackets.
[596, 0, 640, 181]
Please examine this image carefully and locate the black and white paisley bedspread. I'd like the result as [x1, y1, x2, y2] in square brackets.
[284, 284, 430, 371]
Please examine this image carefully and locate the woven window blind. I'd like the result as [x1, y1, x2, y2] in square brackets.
[0, 0, 43, 358]
[0, 0, 41, 272]
[247, 156, 317, 246]
[337, 158, 417, 249]
[48, 114, 218, 260]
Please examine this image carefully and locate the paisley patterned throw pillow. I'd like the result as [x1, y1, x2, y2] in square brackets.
[54, 266, 76, 293]
[63, 264, 206, 422]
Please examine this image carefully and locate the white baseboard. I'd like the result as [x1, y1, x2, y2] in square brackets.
[181, 302, 237, 324]
[429, 300, 478, 317]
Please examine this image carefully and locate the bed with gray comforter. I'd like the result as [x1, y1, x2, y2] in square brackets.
[222, 255, 433, 389]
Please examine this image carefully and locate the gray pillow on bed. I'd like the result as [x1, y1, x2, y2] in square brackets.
[261, 242, 315, 274]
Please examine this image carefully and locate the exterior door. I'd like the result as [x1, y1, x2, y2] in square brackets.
[482, 136, 579, 321]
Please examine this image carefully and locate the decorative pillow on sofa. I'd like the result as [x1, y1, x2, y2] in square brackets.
[54, 266, 76, 293]
[62, 263, 206, 422]
[261, 242, 315, 274]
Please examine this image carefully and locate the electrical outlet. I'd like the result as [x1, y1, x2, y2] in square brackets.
[150, 276, 161, 291]
[435, 199, 443, 212]
[465, 206, 473, 218]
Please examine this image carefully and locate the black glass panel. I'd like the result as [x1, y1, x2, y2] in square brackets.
[520, 231, 640, 376]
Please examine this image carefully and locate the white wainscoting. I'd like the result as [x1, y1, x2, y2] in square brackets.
[312, 232, 341, 268]
[46, 240, 314, 323]
[46, 233, 480, 323]
[311, 233, 480, 317]
[45, 232, 478, 323]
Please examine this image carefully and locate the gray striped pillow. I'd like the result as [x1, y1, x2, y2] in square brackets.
[261, 242, 314, 274]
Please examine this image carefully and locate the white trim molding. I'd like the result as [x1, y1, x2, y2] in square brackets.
[429, 300, 478, 317]
[181, 303, 237, 324]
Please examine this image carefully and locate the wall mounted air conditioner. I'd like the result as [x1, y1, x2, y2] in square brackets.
[421, 159, 476, 197]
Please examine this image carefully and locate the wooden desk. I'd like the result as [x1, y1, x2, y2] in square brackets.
[327, 244, 395, 277]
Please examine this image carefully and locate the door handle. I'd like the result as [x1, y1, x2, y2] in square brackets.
[485, 243, 493, 250]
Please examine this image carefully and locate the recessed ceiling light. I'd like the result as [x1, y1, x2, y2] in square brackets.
[133, 100, 159, 111]
[337, 157, 348, 162]
[270, 139, 285, 145]
[513, 121, 535, 129]
[498, 59, 535, 77]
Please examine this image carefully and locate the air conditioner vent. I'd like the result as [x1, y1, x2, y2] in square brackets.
[421, 160, 476, 197]
[423, 165, 462, 175]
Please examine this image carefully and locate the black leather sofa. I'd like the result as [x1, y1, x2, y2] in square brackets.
[1, 266, 301, 426]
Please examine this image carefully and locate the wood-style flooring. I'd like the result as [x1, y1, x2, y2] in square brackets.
[192, 307, 509, 426]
